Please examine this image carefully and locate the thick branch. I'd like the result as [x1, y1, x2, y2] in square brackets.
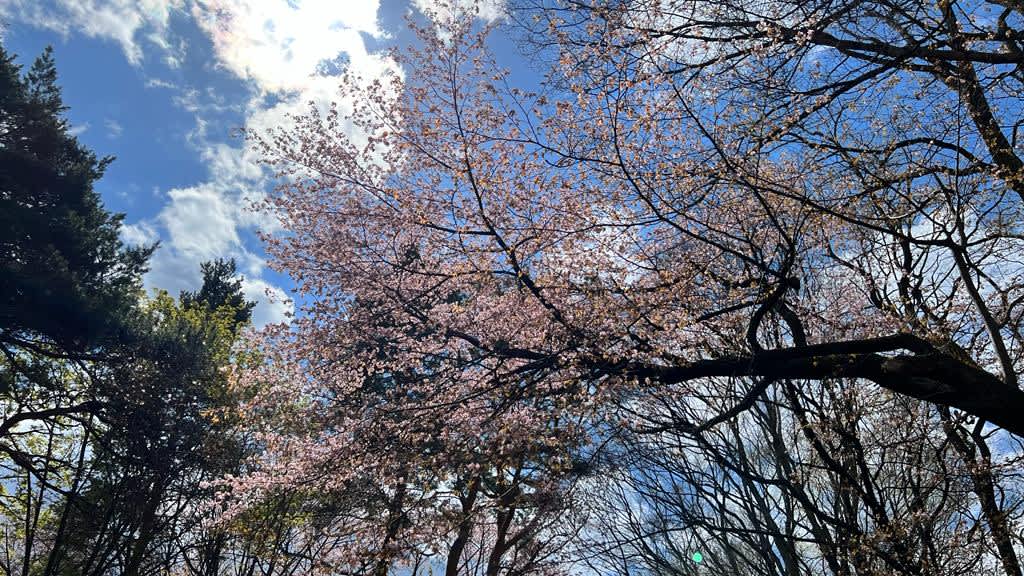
[605, 335, 1024, 437]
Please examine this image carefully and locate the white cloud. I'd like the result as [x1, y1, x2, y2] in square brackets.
[129, 146, 284, 326]
[120, 221, 160, 246]
[241, 277, 293, 326]
[201, 142, 263, 183]
[190, 0, 387, 94]
[68, 122, 90, 137]
[145, 77, 177, 90]
[133, 244, 292, 327]
[153, 2, 402, 329]
[0, 0, 184, 65]
[159, 183, 243, 261]
[145, 247, 200, 296]
[105, 118, 123, 138]
[412, 0, 506, 23]
[170, 0, 404, 244]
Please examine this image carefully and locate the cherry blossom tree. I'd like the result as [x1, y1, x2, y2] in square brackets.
[224, 0, 1024, 573]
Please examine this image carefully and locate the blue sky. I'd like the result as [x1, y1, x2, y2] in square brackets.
[0, 0, 504, 326]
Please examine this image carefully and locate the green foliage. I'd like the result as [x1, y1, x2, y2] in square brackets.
[181, 258, 257, 332]
[50, 260, 256, 576]
[0, 50, 148, 572]
[0, 43, 265, 576]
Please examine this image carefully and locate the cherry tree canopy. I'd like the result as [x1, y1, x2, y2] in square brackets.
[223, 0, 1024, 572]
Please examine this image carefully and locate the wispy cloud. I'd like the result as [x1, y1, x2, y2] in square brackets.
[120, 220, 160, 247]
[144, 77, 178, 89]
[68, 121, 90, 137]
[0, 0, 184, 65]
[104, 118, 123, 138]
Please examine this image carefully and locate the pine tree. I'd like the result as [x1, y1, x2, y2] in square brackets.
[181, 258, 256, 332]
[0, 45, 152, 356]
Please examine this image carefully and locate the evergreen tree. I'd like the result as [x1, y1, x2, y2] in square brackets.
[181, 258, 256, 332]
[0, 45, 151, 356]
